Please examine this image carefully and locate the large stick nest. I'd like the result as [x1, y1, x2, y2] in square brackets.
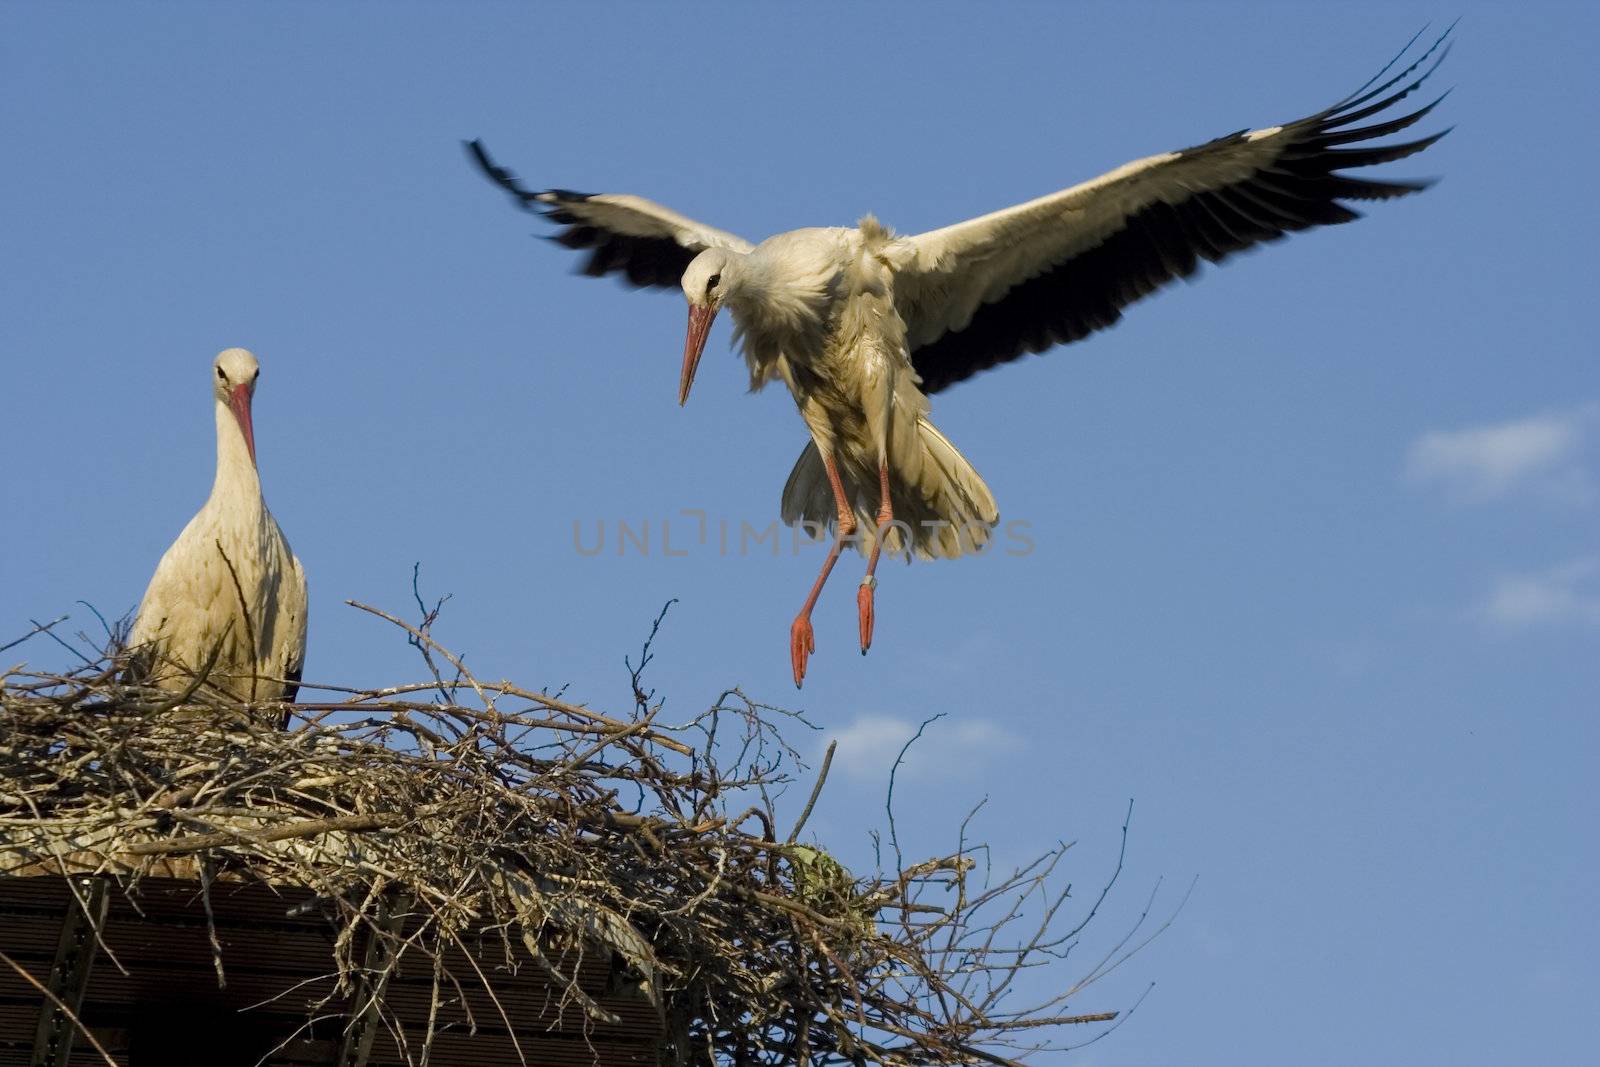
[0, 604, 1168, 1066]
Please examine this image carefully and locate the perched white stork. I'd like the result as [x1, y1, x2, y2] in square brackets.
[127, 348, 308, 717]
[470, 30, 1451, 687]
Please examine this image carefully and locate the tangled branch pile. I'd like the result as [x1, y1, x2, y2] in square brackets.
[1, 606, 1161, 1066]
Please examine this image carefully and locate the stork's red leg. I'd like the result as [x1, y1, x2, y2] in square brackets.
[858, 460, 893, 654]
[791, 453, 855, 688]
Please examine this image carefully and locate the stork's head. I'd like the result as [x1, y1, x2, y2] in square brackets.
[678, 248, 734, 406]
[213, 347, 260, 466]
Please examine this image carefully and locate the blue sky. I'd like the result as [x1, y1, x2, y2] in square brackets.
[3, 3, 1596, 1064]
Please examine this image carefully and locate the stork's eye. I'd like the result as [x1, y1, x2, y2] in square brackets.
[216, 366, 226, 380]
[706, 273, 721, 294]
[252, 369, 260, 382]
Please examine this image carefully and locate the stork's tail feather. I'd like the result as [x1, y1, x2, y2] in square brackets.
[780, 421, 998, 561]
[780, 440, 835, 534]
[897, 419, 998, 559]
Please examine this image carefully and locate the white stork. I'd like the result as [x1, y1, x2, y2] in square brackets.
[127, 348, 308, 717]
[470, 30, 1451, 687]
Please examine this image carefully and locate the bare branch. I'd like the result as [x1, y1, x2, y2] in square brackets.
[0, 614, 70, 655]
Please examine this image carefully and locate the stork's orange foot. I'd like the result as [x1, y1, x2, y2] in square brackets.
[857, 575, 877, 654]
[790, 615, 817, 689]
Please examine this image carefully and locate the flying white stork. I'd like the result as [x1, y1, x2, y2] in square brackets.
[127, 348, 308, 718]
[469, 30, 1451, 687]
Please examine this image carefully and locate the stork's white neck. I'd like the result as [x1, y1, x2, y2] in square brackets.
[210, 398, 262, 507]
[728, 252, 834, 337]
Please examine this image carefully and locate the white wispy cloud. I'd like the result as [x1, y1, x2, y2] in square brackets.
[825, 713, 1018, 781]
[1481, 557, 1600, 628]
[1405, 405, 1596, 502]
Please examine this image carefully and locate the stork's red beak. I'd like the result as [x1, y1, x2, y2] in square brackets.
[229, 383, 256, 466]
[680, 303, 717, 406]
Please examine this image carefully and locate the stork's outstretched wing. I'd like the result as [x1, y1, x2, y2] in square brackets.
[467, 140, 754, 288]
[897, 27, 1453, 394]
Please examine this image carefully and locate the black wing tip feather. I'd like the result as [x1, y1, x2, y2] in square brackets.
[1282, 27, 1456, 193]
[467, 140, 694, 290]
[465, 137, 540, 210]
[1331, 19, 1459, 111]
[465, 139, 599, 217]
[1322, 29, 1455, 131]
[1312, 44, 1457, 193]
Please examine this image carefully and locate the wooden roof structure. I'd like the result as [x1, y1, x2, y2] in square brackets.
[1, 872, 662, 1067]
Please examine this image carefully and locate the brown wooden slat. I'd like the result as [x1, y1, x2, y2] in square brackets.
[1, 876, 664, 1063]
[0, 917, 65, 957]
[366, 1028, 659, 1067]
[3, 955, 659, 1033]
